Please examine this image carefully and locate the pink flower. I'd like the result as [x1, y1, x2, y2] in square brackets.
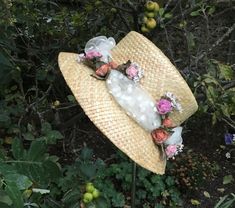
[151, 129, 169, 144]
[165, 145, 177, 158]
[85, 50, 102, 60]
[162, 117, 174, 128]
[126, 65, 138, 79]
[156, 99, 172, 115]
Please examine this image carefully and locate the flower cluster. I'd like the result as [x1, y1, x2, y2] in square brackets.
[125, 63, 144, 82]
[224, 133, 235, 159]
[77, 50, 118, 78]
[151, 92, 183, 159]
[77, 50, 144, 82]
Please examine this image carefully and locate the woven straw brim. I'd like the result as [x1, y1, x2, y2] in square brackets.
[58, 31, 198, 174]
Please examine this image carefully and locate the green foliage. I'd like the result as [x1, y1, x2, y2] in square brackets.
[214, 193, 235, 208]
[0, 0, 234, 207]
[194, 60, 235, 127]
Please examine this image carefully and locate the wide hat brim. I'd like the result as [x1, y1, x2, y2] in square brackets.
[58, 31, 198, 174]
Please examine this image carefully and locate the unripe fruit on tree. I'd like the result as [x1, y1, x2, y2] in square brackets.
[83, 192, 93, 203]
[145, 1, 155, 11]
[141, 25, 150, 33]
[145, 11, 155, 18]
[153, 2, 160, 12]
[95, 1, 102, 6]
[146, 18, 157, 29]
[86, 183, 95, 193]
[143, 16, 148, 23]
[92, 188, 100, 198]
[111, 8, 117, 13]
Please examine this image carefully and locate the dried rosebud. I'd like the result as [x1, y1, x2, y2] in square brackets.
[151, 129, 169, 144]
[109, 61, 118, 69]
[95, 64, 110, 77]
[162, 117, 173, 128]
[165, 145, 177, 158]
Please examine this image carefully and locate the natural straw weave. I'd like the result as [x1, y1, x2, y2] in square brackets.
[58, 31, 198, 174]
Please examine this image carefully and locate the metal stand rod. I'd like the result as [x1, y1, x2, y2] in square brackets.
[131, 162, 137, 208]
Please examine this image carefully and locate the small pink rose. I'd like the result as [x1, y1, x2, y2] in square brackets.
[126, 65, 138, 79]
[156, 99, 172, 115]
[165, 145, 177, 158]
[151, 129, 169, 144]
[85, 50, 102, 60]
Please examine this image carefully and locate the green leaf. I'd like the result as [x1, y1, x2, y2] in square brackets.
[12, 138, 24, 159]
[5, 174, 32, 190]
[62, 189, 80, 206]
[186, 32, 196, 49]
[190, 10, 200, 16]
[208, 6, 215, 15]
[22, 132, 35, 141]
[5, 181, 24, 208]
[27, 140, 46, 161]
[43, 160, 61, 182]
[0, 163, 16, 176]
[111, 192, 125, 207]
[41, 122, 52, 134]
[80, 147, 93, 161]
[36, 69, 47, 80]
[190, 199, 200, 205]
[32, 188, 50, 194]
[95, 197, 110, 208]
[67, 95, 76, 103]
[223, 175, 234, 185]
[45, 130, 63, 144]
[0, 190, 12, 205]
[159, 8, 164, 16]
[203, 191, 210, 198]
[0, 202, 11, 208]
[218, 63, 234, 80]
[164, 13, 173, 19]
[0, 114, 10, 123]
[0, 53, 12, 67]
[80, 163, 96, 179]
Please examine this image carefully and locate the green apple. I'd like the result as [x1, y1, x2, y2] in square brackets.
[145, 1, 155, 11]
[146, 18, 157, 29]
[141, 25, 150, 33]
[86, 183, 95, 193]
[83, 192, 93, 203]
[92, 188, 100, 198]
[94, 1, 102, 6]
[145, 11, 155, 18]
[143, 16, 148, 23]
[153, 2, 160, 12]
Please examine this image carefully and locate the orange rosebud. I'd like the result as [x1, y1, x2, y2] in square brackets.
[151, 129, 169, 144]
[162, 117, 173, 128]
[95, 64, 110, 77]
[109, 61, 118, 69]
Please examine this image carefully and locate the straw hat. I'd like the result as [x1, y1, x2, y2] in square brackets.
[58, 31, 198, 174]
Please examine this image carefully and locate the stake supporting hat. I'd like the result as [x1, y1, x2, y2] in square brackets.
[58, 31, 198, 174]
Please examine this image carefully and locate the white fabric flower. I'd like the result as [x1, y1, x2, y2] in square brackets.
[164, 126, 183, 145]
[84, 36, 116, 63]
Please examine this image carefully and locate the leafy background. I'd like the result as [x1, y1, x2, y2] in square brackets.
[0, 0, 234, 207]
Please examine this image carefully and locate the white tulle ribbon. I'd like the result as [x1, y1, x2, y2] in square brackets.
[106, 70, 161, 132]
[84, 36, 116, 63]
[164, 127, 183, 145]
